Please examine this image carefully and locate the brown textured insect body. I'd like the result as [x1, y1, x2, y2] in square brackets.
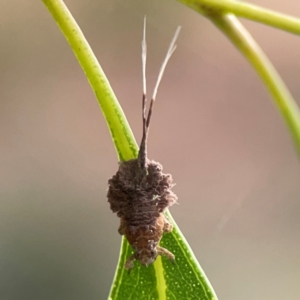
[107, 19, 180, 271]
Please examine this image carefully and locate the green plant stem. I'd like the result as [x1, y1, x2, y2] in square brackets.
[178, 0, 300, 156]
[42, 0, 138, 162]
[179, 0, 300, 35]
[210, 13, 300, 155]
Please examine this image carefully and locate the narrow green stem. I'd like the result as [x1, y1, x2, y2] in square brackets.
[179, 0, 300, 35]
[178, 0, 300, 156]
[42, 0, 138, 161]
[209, 14, 300, 155]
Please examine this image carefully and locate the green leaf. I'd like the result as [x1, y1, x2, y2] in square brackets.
[42, 0, 218, 299]
[109, 212, 217, 300]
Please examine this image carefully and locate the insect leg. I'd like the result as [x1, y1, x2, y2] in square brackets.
[124, 253, 136, 271]
[118, 218, 127, 235]
[162, 214, 173, 233]
[157, 246, 175, 263]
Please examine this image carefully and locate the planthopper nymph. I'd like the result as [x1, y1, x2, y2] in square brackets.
[107, 18, 180, 271]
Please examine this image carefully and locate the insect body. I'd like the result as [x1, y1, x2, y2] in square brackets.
[107, 18, 180, 271]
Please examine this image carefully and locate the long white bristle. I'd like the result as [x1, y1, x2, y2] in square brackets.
[142, 16, 147, 97]
[152, 26, 181, 102]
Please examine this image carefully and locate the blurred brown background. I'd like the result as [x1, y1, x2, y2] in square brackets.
[1, 0, 300, 299]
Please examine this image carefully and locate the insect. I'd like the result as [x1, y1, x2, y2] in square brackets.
[107, 18, 180, 271]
